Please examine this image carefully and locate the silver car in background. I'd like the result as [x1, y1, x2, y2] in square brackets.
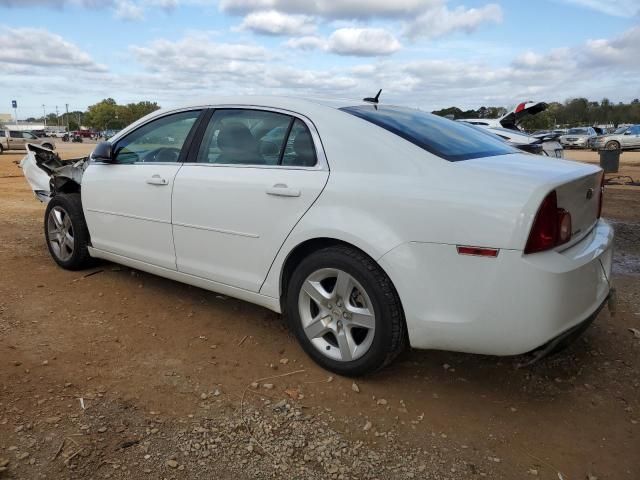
[560, 127, 597, 149]
[593, 124, 640, 151]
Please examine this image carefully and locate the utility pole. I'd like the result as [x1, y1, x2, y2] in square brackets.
[42, 104, 47, 127]
[65, 104, 70, 131]
[55, 106, 59, 127]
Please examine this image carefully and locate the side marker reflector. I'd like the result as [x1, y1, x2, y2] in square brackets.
[456, 246, 499, 257]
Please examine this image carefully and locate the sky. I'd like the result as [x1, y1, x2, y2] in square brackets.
[1, 0, 639, 119]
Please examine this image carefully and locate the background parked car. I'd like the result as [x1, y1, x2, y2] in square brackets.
[560, 127, 597, 149]
[0, 129, 54, 153]
[592, 124, 640, 151]
[458, 101, 563, 157]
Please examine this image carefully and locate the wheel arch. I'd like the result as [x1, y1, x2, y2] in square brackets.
[277, 237, 404, 318]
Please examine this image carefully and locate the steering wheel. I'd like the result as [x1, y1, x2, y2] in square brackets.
[144, 147, 181, 163]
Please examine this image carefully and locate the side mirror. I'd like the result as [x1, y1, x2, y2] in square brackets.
[624, 131, 631, 135]
[92, 141, 113, 162]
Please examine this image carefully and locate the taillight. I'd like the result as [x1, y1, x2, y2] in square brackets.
[597, 172, 604, 218]
[524, 190, 572, 254]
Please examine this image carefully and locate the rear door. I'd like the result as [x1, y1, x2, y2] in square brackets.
[172, 107, 329, 292]
[82, 109, 202, 269]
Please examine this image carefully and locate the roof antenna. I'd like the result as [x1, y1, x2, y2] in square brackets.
[363, 89, 382, 104]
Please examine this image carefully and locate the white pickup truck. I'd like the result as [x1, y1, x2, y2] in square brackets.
[0, 129, 54, 154]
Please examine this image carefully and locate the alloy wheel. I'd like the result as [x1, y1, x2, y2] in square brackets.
[47, 206, 75, 261]
[298, 268, 376, 362]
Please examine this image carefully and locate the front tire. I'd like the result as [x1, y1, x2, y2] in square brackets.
[44, 194, 94, 270]
[286, 246, 406, 376]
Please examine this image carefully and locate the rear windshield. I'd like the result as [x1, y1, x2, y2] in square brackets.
[568, 128, 589, 135]
[340, 105, 517, 161]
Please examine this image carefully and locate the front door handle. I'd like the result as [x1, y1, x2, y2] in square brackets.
[146, 174, 168, 186]
[266, 183, 301, 197]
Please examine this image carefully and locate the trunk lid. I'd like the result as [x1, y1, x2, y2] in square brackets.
[500, 101, 548, 129]
[463, 153, 602, 248]
[555, 171, 602, 243]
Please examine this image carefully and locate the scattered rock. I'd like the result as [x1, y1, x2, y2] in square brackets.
[351, 382, 360, 393]
[363, 421, 372, 431]
[166, 459, 178, 468]
[250, 382, 259, 389]
[527, 469, 538, 476]
[45, 416, 61, 424]
[376, 399, 388, 406]
[279, 358, 289, 365]
[262, 383, 274, 390]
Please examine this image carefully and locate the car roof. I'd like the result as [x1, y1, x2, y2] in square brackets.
[156, 95, 369, 118]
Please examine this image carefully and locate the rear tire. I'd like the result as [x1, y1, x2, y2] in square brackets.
[0, 144, 3, 154]
[605, 141, 620, 151]
[44, 193, 94, 270]
[285, 245, 406, 376]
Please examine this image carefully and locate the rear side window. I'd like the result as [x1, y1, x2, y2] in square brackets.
[196, 109, 317, 167]
[340, 105, 517, 161]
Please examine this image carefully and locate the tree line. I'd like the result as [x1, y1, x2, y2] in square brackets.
[21, 98, 160, 131]
[433, 98, 640, 130]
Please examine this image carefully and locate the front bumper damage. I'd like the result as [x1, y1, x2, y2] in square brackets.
[19, 143, 88, 202]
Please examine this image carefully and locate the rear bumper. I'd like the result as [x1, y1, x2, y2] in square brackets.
[379, 219, 614, 355]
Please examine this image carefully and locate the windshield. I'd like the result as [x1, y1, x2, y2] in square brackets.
[568, 128, 589, 135]
[340, 105, 517, 161]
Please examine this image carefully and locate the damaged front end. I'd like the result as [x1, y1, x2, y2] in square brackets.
[20, 143, 89, 203]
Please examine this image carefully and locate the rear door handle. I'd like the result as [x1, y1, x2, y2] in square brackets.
[146, 174, 168, 186]
[266, 183, 301, 197]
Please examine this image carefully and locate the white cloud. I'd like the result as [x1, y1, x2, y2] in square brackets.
[129, 33, 269, 80]
[558, 0, 640, 17]
[404, 3, 502, 40]
[284, 35, 327, 51]
[0, 27, 107, 72]
[114, 0, 144, 20]
[328, 28, 402, 56]
[239, 10, 316, 36]
[583, 26, 640, 67]
[219, 0, 435, 19]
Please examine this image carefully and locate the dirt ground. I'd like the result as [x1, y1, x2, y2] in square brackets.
[0, 143, 638, 480]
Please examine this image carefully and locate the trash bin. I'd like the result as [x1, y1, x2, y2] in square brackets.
[599, 149, 620, 173]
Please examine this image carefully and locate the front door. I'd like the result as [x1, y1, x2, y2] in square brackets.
[172, 108, 329, 292]
[8, 131, 25, 150]
[82, 109, 202, 269]
[622, 125, 640, 148]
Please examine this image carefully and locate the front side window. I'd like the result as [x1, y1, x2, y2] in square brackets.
[113, 110, 201, 164]
[341, 105, 516, 162]
[629, 125, 640, 135]
[23, 132, 36, 139]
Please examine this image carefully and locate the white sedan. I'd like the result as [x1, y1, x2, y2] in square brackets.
[21, 96, 613, 376]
